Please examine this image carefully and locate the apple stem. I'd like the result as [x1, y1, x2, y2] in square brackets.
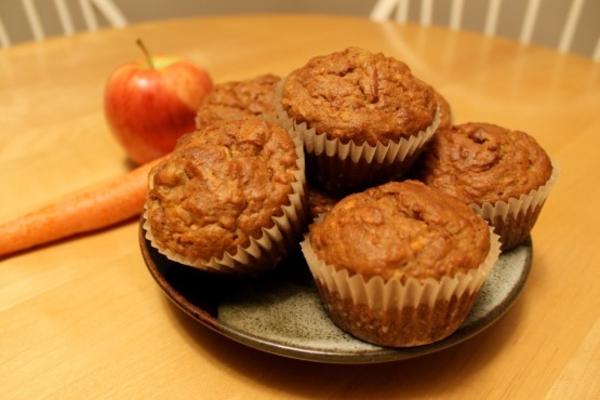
[136, 38, 155, 70]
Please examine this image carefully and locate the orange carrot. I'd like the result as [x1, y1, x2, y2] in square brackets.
[0, 156, 165, 257]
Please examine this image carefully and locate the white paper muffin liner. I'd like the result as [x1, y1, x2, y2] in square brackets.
[472, 162, 558, 250]
[301, 227, 500, 311]
[274, 79, 441, 191]
[143, 131, 307, 275]
[472, 163, 558, 222]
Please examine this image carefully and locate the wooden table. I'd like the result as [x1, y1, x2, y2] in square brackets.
[1, 15, 599, 400]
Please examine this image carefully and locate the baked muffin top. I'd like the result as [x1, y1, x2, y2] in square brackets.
[309, 181, 490, 281]
[146, 118, 298, 262]
[196, 74, 280, 128]
[307, 186, 340, 219]
[419, 122, 552, 205]
[433, 89, 452, 129]
[282, 47, 437, 145]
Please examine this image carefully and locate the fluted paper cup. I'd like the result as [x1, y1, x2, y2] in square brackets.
[472, 163, 558, 251]
[143, 134, 307, 275]
[275, 79, 441, 192]
[300, 228, 501, 347]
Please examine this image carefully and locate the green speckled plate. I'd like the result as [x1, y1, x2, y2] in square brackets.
[139, 224, 532, 364]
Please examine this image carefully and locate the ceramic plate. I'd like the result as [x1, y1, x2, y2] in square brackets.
[139, 223, 532, 364]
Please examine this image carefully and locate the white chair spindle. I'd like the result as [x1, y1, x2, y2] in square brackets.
[593, 36, 600, 62]
[21, 0, 45, 41]
[368, 0, 596, 60]
[484, 0, 503, 37]
[92, 0, 127, 27]
[420, 0, 433, 27]
[558, 0, 585, 54]
[370, 0, 398, 22]
[395, 0, 410, 23]
[519, 0, 542, 44]
[0, 17, 11, 48]
[449, 0, 465, 31]
[54, 0, 74, 36]
[1, 0, 126, 48]
[80, 0, 99, 31]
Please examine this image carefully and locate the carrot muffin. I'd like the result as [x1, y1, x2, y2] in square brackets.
[196, 74, 280, 128]
[433, 89, 452, 129]
[307, 185, 340, 220]
[277, 47, 440, 192]
[419, 122, 555, 251]
[145, 118, 306, 274]
[301, 180, 499, 347]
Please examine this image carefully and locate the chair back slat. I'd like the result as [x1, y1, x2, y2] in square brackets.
[484, 0, 503, 37]
[54, 0, 75, 35]
[449, 0, 465, 31]
[593, 37, 600, 62]
[370, 0, 397, 21]
[79, 0, 99, 31]
[2, 0, 126, 48]
[21, 0, 45, 41]
[519, 0, 542, 44]
[0, 17, 11, 48]
[420, 0, 433, 27]
[558, 0, 585, 53]
[92, 0, 126, 27]
[395, 0, 410, 23]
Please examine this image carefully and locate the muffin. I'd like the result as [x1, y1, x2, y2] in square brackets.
[276, 47, 440, 192]
[307, 185, 341, 220]
[144, 118, 306, 274]
[301, 181, 500, 347]
[196, 74, 280, 128]
[419, 122, 556, 251]
[433, 89, 452, 129]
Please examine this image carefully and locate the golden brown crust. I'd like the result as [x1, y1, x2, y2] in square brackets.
[419, 123, 552, 205]
[282, 47, 437, 145]
[196, 74, 280, 128]
[146, 118, 297, 262]
[307, 186, 340, 219]
[309, 181, 490, 281]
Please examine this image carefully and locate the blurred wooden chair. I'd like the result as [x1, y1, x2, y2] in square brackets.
[0, 0, 127, 48]
[370, 0, 599, 61]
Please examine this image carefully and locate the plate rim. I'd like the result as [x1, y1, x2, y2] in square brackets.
[139, 223, 532, 364]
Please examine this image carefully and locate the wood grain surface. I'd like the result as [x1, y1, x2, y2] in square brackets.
[1, 15, 599, 400]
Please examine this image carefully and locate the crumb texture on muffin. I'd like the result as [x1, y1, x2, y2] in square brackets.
[282, 47, 436, 145]
[147, 118, 297, 262]
[309, 181, 490, 281]
[196, 74, 280, 127]
[420, 122, 552, 205]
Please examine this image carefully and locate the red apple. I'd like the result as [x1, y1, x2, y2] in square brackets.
[104, 39, 213, 164]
